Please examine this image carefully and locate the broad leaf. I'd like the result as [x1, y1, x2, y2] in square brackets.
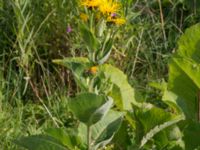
[133, 104, 184, 148]
[45, 128, 85, 150]
[168, 23, 200, 121]
[140, 117, 183, 148]
[100, 64, 140, 110]
[15, 135, 68, 150]
[92, 111, 123, 149]
[68, 92, 113, 126]
[153, 128, 184, 150]
[78, 110, 124, 150]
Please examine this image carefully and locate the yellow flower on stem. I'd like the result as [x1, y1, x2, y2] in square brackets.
[99, 0, 120, 15]
[81, 0, 101, 8]
[89, 66, 98, 74]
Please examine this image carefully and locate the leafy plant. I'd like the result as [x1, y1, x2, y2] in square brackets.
[151, 23, 200, 150]
[12, 0, 200, 149]
[167, 23, 200, 149]
[15, 92, 123, 150]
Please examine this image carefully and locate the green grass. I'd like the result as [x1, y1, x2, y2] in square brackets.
[0, 0, 200, 149]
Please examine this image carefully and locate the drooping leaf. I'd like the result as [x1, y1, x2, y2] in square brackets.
[78, 110, 124, 150]
[100, 64, 140, 110]
[53, 57, 91, 76]
[89, 97, 113, 125]
[15, 135, 68, 150]
[68, 92, 113, 126]
[92, 111, 124, 149]
[53, 57, 91, 90]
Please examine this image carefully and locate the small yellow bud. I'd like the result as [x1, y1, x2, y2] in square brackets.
[89, 66, 98, 74]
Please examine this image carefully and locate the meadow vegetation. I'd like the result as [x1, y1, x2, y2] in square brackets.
[0, 0, 200, 149]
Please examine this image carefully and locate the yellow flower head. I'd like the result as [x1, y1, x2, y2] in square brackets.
[80, 13, 89, 22]
[99, 0, 120, 15]
[81, 0, 101, 8]
[107, 16, 126, 25]
[112, 18, 126, 25]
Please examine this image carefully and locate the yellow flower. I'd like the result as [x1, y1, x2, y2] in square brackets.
[107, 16, 126, 25]
[113, 18, 126, 25]
[81, 0, 101, 8]
[89, 66, 98, 74]
[99, 0, 120, 15]
[80, 13, 89, 22]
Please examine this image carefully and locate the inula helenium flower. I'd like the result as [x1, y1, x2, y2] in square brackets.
[81, 0, 101, 8]
[80, 0, 126, 26]
[99, 0, 120, 15]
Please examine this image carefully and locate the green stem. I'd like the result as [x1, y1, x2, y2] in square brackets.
[87, 125, 91, 150]
[198, 90, 200, 122]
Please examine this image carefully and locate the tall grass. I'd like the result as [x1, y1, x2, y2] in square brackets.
[0, 0, 78, 149]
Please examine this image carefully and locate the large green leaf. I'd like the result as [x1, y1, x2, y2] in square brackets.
[92, 111, 123, 149]
[155, 24, 200, 149]
[68, 92, 113, 126]
[133, 104, 184, 148]
[45, 128, 85, 150]
[153, 125, 184, 150]
[15, 135, 68, 150]
[112, 121, 133, 149]
[168, 23, 200, 121]
[100, 64, 140, 110]
[78, 110, 124, 150]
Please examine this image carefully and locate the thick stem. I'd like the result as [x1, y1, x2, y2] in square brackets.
[198, 90, 200, 122]
[87, 125, 91, 150]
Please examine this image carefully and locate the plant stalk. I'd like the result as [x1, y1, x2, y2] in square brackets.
[87, 125, 91, 150]
[198, 90, 200, 122]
